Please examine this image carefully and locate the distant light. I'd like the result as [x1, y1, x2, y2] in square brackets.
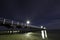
[3, 19, 5, 24]
[26, 20, 30, 24]
[41, 26, 43, 28]
[44, 27, 46, 29]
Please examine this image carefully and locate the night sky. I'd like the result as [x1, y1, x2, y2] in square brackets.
[0, 0, 60, 29]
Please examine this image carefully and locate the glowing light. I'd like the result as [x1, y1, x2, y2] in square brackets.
[41, 26, 43, 28]
[45, 30, 47, 38]
[43, 27, 47, 38]
[41, 30, 45, 39]
[25, 32, 32, 37]
[44, 27, 46, 29]
[26, 20, 30, 24]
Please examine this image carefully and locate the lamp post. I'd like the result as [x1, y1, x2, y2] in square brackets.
[26, 20, 30, 25]
[26, 20, 30, 31]
[26, 20, 30, 26]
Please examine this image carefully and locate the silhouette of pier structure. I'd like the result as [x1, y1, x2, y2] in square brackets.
[0, 18, 46, 33]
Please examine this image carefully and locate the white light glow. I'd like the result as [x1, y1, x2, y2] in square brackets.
[41, 26, 43, 28]
[41, 30, 45, 39]
[45, 30, 47, 38]
[44, 27, 46, 29]
[26, 20, 30, 24]
[8, 31, 19, 33]
[25, 32, 32, 37]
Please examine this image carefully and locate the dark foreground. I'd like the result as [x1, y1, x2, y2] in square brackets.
[0, 30, 60, 40]
[47, 30, 60, 40]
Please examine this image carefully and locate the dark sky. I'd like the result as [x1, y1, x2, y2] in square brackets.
[0, 0, 60, 29]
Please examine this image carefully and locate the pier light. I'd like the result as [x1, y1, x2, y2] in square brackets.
[26, 20, 30, 25]
[41, 26, 43, 29]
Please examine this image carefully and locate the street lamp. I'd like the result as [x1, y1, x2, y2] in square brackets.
[26, 20, 30, 25]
